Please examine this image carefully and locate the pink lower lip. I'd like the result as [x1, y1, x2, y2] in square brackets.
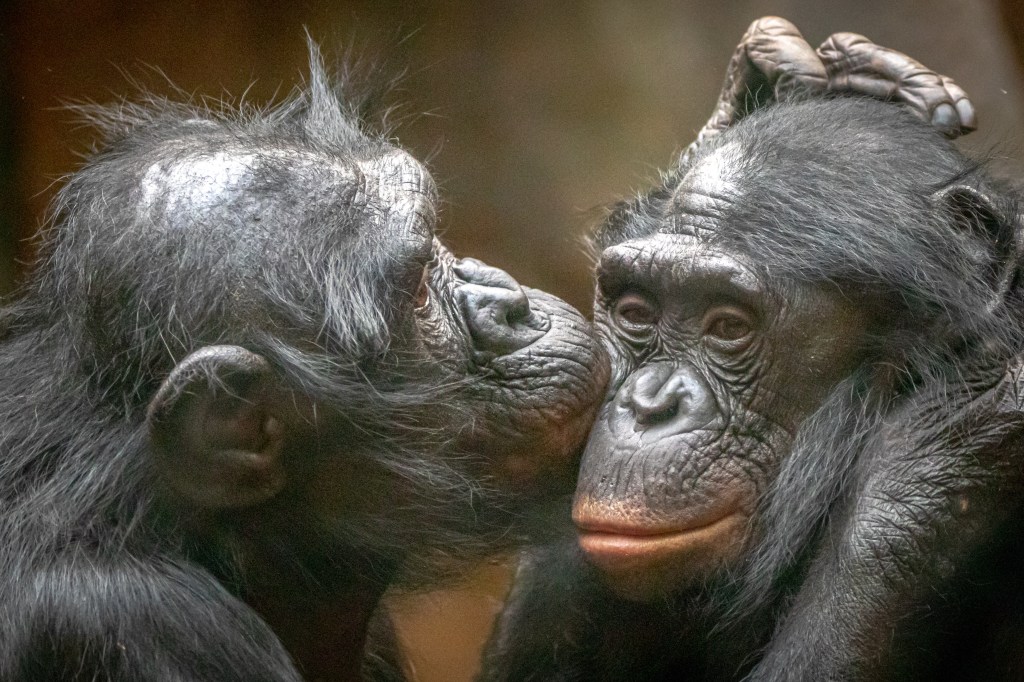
[575, 511, 744, 560]
[575, 507, 738, 537]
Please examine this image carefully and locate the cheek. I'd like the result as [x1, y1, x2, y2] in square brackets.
[459, 357, 607, 494]
[415, 297, 470, 361]
[302, 451, 398, 521]
[453, 411, 590, 496]
[762, 293, 870, 428]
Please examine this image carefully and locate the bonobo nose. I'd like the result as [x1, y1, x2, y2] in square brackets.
[612, 363, 719, 435]
[454, 259, 549, 356]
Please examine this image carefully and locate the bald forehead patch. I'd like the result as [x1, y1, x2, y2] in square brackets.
[137, 147, 359, 224]
[134, 143, 436, 263]
[669, 141, 745, 235]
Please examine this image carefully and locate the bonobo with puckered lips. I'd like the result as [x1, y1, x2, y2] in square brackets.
[0, 51, 606, 682]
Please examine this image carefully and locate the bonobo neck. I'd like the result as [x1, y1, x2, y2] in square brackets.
[247, 576, 390, 682]
[207, 512, 402, 682]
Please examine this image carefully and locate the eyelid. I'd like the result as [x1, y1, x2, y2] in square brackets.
[701, 305, 756, 349]
[610, 291, 659, 334]
[413, 262, 432, 309]
[701, 305, 752, 329]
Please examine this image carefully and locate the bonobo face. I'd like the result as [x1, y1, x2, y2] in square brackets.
[573, 153, 869, 601]
[415, 249, 607, 492]
[137, 119, 606, 558]
[302, 145, 608, 494]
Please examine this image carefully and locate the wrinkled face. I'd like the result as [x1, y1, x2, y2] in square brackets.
[413, 247, 608, 492]
[139, 137, 607, 548]
[574, 228, 869, 601]
[248, 143, 609, 547]
[340, 147, 608, 495]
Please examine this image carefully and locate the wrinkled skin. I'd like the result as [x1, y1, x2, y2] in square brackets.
[574, 235, 871, 600]
[482, 39, 1024, 682]
[0, 20, 985, 682]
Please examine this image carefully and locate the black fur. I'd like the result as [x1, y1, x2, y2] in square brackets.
[0, 46, 605, 681]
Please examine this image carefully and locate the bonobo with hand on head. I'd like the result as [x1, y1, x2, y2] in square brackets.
[482, 20, 1015, 682]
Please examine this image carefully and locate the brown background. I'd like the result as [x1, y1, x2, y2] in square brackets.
[4, 1, 1024, 680]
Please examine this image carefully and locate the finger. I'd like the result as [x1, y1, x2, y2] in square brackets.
[742, 16, 827, 102]
[702, 16, 827, 139]
[840, 72, 961, 137]
[819, 32, 975, 137]
[942, 76, 977, 132]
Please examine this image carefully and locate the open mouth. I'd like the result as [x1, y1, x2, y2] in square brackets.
[575, 510, 747, 568]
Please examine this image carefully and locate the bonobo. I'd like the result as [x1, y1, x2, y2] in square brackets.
[0, 48, 607, 681]
[482, 102, 1024, 679]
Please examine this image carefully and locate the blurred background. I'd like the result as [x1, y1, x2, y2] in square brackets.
[4, 1, 1024, 679]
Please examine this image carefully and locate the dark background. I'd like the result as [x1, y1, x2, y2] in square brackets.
[5, 1, 1024, 679]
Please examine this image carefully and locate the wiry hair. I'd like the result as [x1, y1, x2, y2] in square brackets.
[578, 99, 1024, 670]
[727, 104, 1022, 642]
[0, 46, 519, 675]
[605, 99, 1024, 354]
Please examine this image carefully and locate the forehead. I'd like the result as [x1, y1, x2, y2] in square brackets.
[596, 141, 745, 250]
[667, 141, 746, 238]
[599, 234, 764, 302]
[136, 143, 437, 248]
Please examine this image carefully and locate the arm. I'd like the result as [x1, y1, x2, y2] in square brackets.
[749, 361, 1024, 681]
[0, 558, 303, 682]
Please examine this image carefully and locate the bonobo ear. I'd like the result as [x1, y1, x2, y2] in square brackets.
[147, 345, 288, 508]
[934, 184, 1020, 305]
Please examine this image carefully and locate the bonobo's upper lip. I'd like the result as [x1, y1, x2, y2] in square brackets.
[573, 499, 741, 540]
[574, 511, 746, 595]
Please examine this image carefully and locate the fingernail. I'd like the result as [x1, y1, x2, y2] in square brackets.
[931, 103, 956, 131]
[955, 99, 977, 131]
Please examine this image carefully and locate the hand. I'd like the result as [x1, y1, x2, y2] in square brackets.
[685, 17, 975, 166]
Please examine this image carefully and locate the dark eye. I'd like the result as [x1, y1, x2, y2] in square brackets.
[612, 293, 658, 329]
[413, 264, 431, 309]
[702, 307, 754, 345]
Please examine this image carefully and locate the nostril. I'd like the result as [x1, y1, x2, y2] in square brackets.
[503, 289, 532, 324]
[617, 365, 717, 434]
[632, 393, 680, 426]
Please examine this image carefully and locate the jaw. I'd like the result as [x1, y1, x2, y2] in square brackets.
[571, 419, 772, 601]
[459, 385, 603, 495]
